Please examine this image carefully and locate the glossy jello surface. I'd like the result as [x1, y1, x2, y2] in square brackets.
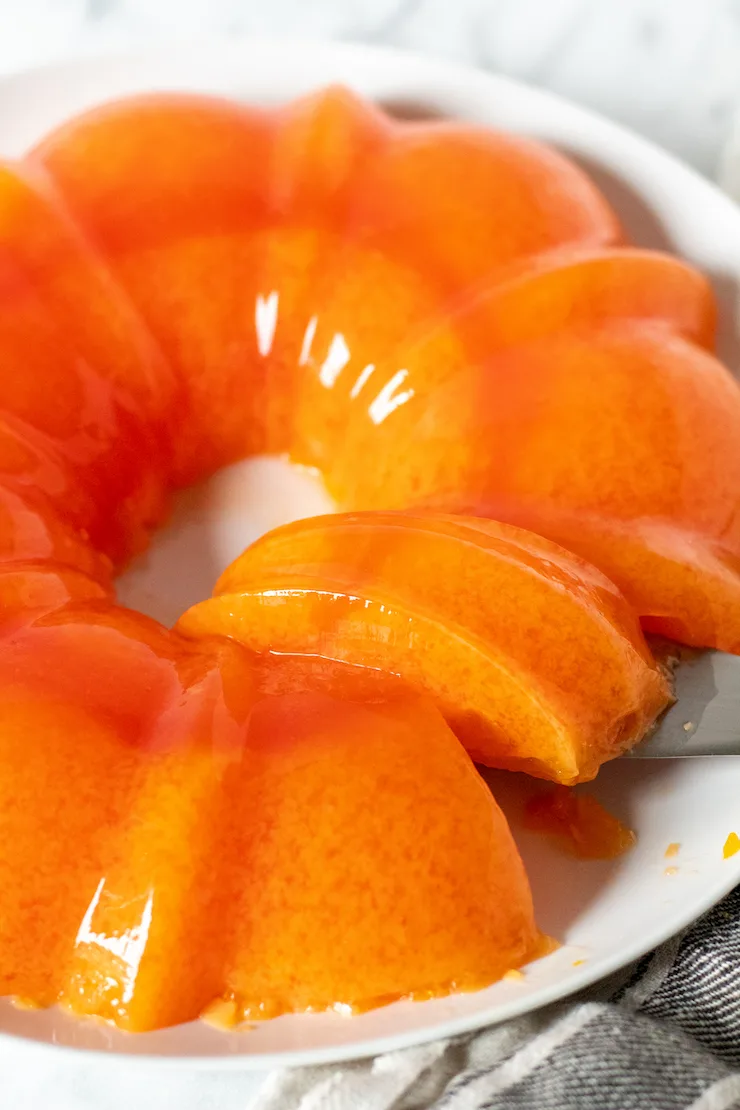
[0, 614, 538, 1031]
[179, 512, 670, 783]
[0, 83, 737, 1031]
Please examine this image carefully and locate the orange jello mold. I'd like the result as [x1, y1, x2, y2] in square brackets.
[0, 84, 733, 1030]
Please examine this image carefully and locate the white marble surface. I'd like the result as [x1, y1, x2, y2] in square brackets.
[1, 0, 740, 177]
[0, 1, 739, 1107]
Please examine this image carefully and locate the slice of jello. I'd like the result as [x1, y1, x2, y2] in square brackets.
[178, 512, 671, 784]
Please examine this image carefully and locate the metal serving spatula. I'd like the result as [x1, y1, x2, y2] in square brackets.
[627, 651, 740, 758]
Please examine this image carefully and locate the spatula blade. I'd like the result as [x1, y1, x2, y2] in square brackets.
[626, 650, 740, 758]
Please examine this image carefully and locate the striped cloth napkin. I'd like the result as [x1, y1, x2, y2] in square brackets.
[252, 887, 740, 1110]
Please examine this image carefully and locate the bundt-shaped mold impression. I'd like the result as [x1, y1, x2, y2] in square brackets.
[30, 86, 740, 651]
[0, 84, 734, 1032]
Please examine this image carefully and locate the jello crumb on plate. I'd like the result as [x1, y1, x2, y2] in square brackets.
[523, 787, 636, 860]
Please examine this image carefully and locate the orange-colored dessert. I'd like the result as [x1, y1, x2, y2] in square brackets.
[0, 164, 173, 561]
[0, 84, 734, 1031]
[178, 512, 670, 783]
[0, 625, 537, 1031]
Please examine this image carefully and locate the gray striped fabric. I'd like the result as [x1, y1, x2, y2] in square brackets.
[256, 886, 740, 1110]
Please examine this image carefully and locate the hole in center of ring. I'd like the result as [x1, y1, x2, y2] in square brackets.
[115, 456, 335, 627]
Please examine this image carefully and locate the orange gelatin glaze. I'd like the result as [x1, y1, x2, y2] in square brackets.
[0, 85, 735, 1031]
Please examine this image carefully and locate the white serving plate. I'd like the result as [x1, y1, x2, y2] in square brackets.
[0, 38, 739, 1070]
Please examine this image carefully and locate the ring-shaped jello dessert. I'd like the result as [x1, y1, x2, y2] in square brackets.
[0, 86, 736, 1030]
